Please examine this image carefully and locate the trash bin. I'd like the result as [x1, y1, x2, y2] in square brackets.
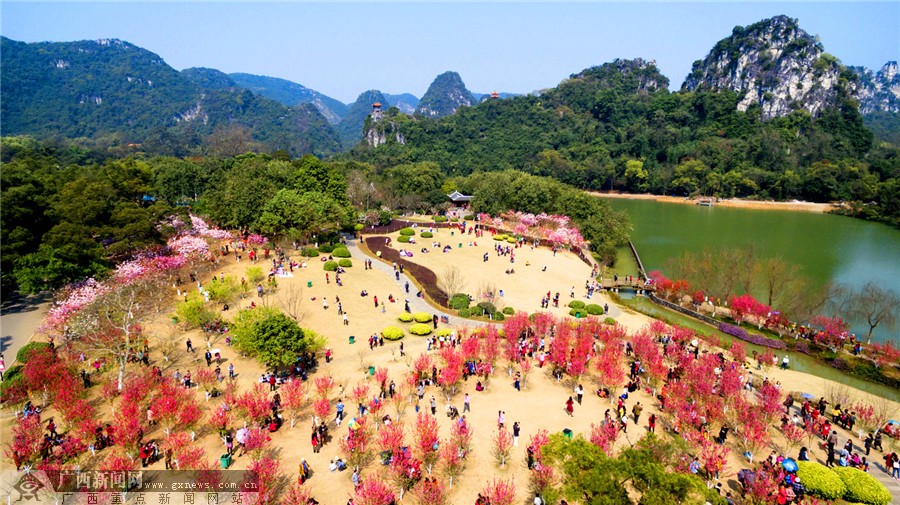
[575, 312, 582, 318]
[220, 454, 232, 469]
[562, 429, 573, 440]
[349, 336, 355, 344]
[307, 281, 312, 288]
[458, 243, 462, 248]
[368, 366, 375, 376]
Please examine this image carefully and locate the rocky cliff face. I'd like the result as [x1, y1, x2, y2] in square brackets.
[850, 62, 900, 114]
[682, 15, 846, 120]
[414, 71, 476, 118]
[336, 90, 390, 148]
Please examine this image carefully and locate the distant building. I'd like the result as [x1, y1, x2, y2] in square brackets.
[490, 91, 500, 99]
[447, 190, 473, 204]
[372, 102, 383, 121]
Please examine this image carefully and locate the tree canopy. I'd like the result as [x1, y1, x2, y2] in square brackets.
[231, 307, 325, 368]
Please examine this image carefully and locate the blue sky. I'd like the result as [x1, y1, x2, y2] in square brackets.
[2, 2, 898, 104]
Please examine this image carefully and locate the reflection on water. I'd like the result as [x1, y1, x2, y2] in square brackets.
[603, 198, 900, 343]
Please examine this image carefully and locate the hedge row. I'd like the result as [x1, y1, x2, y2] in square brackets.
[797, 461, 891, 505]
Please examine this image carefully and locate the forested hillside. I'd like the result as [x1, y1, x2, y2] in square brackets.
[1, 137, 628, 294]
[350, 57, 899, 225]
[0, 37, 342, 158]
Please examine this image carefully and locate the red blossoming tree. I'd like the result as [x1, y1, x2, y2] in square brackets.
[354, 477, 396, 505]
[482, 477, 516, 505]
[414, 412, 440, 474]
[492, 427, 513, 468]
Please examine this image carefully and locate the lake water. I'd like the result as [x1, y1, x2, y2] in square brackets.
[601, 198, 900, 343]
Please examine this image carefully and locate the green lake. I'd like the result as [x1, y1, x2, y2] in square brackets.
[601, 197, 900, 344]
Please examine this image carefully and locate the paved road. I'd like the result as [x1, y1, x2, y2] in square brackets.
[0, 293, 51, 365]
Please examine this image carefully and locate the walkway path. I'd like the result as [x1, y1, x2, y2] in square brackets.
[343, 235, 485, 329]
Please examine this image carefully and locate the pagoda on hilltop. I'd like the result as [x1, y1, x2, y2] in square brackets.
[371, 102, 383, 121]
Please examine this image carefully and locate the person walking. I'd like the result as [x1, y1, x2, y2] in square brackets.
[565, 397, 574, 417]
[513, 421, 520, 447]
[186, 338, 194, 353]
[575, 385, 584, 405]
[648, 413, 656, 433]
[497, 411, 505, 429]
[228, 363, 235, 380]
[463, 394, 470, 413]
[632, 402, 643, 424]
[430, 396, 437, 416]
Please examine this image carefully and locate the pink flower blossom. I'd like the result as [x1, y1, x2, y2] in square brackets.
[168, 236, 209, 256]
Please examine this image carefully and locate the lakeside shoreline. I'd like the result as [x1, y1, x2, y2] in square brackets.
[590, 191, 840, 213]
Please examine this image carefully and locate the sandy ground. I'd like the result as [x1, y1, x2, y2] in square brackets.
[590, 191, 839, 213]
[2, 235, 897, 505]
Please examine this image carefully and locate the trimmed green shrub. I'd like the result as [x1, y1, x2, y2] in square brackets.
[433, 216, 448, 223]
[450, 218, 459, 222]
[382, 327, 405, 341]
[398, 235, 411, 243]
[420, 231, 433, 238]
[436, 328, 453, 338]
[413, 312, 432, 323]
[410, 324, 433, 336]
[318, 244, 335, 253]
[332, 246, 351, 258]
[492, 235, 507, 241]
[338, 259, 353, 268]
[569, 308, 582, 317]
[833, 466, 891, 505]
[399, 228, 415, 236]
[585, 304, 604, 315]
[464, 215, 474, 221]
[323, 261, 338, 271]
[605, 317, 617, 325]
[300, 247, 319, 257]
[449, 293, 471, 310]
[507, 237, 516, 243]
[796, 462, 846, 501]
[16, 342, 51, 364]
[458, 308, 471, 318]
[568, 300, 586, 309]
[477, 301, 496, 315]
[398, 313, 414, 323]
[490, 312, 505, 321]
[502, 307, 515, 315]
[354, 223, 364, 231]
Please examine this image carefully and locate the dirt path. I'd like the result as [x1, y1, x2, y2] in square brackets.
[590, 191, 839, 213]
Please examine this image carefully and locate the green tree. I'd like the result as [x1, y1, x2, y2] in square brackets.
[623, 159, 648, 192]
[256, 189, 352, 242]
[231, 308, 325, 368]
